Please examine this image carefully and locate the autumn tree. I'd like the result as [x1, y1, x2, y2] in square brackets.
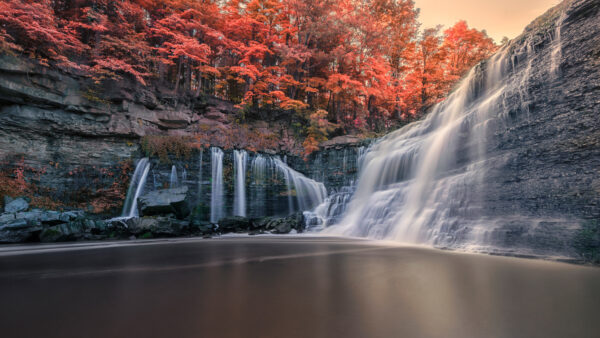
[0, 0, 498, 153]
[443, 20, 497, 79]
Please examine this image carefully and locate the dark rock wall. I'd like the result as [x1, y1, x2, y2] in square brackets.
[479, 0, 600, 250]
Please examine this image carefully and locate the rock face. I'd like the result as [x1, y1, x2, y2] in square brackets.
[4, 198, 29, 213]
[477, 0, 600, 257]
[138, 186, 191, 219]
[0, 54, 299, 208]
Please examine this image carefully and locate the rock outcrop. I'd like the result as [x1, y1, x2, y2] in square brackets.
[138, 186, 191, 219]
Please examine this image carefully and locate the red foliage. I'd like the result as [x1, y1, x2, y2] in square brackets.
[0, 0, 498, 136]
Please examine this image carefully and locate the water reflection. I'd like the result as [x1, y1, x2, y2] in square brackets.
[0, 238, 599, 338]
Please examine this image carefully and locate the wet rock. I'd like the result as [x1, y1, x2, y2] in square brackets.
[120, 216, 190, 237]
[0, 213, 15, 223]
[251, 212, 306, 234]
[138, 186, 190, 219]
[190, 219, 216, 235]
[0, 219, 42, 243]
[218, 216, 251, 233]
[4, 198, 29, 213]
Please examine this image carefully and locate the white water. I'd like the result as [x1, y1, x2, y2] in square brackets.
[233, 150, 248, 217]
[169, 165, 178, 188]
[550, 12, 566, 78]
[250, 154, 270, 217]
[324, 44, 518, 246]
[197, 149, 203, 203]
[273, 158, 327, 214]
[210, 147, 224, 223]
[121, 158, 151, 218]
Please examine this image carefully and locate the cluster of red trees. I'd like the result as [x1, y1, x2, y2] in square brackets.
[0, 0, 497, 137]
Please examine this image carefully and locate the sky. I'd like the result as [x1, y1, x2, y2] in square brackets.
[413, 0, 561, 43]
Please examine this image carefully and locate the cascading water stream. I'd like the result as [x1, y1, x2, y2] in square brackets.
[170, 165, 178, 188]
[233, 150, 248, 217]
[121, 158, 151, 218]
[324, 43, 520, 247]
[197, 149, 203, 203]
[210, 147, 224, 223]
[550, 12, 566, 78]
[250, 154, 270, 217]
[273, 158, 327, 214]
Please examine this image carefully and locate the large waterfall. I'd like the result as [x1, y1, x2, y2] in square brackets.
[324, 15, 571, 251]
[210, 147, 224, 223]
[121, 158, 151, 218]
[233, 150, 248, 217]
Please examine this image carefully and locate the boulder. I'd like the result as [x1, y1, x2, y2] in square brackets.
[218, 216, 251, 233]
[138, 186, 190, 219]
[4, 198, 29, 213]
[125, 216, 190, 237]
[251, 212, 306, 234]
[0, 213, 15, 224]
[0, 219, 42, 243]
[190, 219, 216, 235]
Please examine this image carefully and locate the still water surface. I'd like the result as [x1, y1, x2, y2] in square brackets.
[0, 237, 598, 338]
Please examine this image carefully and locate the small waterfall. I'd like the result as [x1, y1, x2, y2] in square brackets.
[304, 186, 354, 230]
[152, 170, 159, 189]
[251, 154, 269, 183]
[169, 165, 178, 188]
[356, 146, 367, 173]
[121, 158, 151, 218]
[197, 149, 203, 202]
[251, 154, 270, 217]
[182, 168, 187, 183]
[273, 158, 327, 214]
[550, 12, 566, 78]
[210, 147, 224, 223]
[233, 150, 248, 217]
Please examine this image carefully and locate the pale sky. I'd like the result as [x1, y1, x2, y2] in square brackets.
[414, 0, 561, 43]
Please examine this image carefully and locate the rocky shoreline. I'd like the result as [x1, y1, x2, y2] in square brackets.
[0, 192, 308, 244]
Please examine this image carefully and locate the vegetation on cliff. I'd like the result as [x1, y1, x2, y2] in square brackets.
[0, 0, 497, 139]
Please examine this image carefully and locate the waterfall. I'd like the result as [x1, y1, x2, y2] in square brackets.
[169, 165, 178, 188]
[233, 150, 248, 217]
[273, 158, 327, 214]
[210, 147, 224, 223]
[182, 168, 187, 183]
[324, 42, 517, 247]
[121, 158, 151, 218]
[251, 154, 269, 217]
[152, 170, 159, 189]
[550, 12, 566, 78]
[356, 146, 367, 173]
[197, 149, 203, 203]
[304, 186, 354, 230]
